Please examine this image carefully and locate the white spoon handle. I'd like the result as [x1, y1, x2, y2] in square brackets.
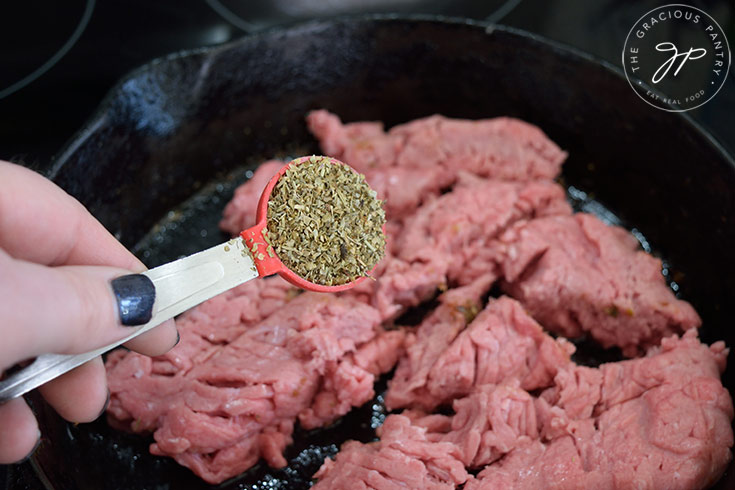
[0, 237, 259, 403]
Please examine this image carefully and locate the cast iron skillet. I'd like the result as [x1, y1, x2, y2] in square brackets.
[21, 15, 735, 489]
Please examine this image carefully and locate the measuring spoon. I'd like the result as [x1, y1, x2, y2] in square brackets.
[0, 156, 375, 402]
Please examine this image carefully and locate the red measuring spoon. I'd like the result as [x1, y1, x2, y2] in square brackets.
[241, 155, 377, 292]
[0, 156, 382, 403]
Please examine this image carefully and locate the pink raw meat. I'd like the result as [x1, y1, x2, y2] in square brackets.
[219, 114, 571, 323]
[386, 296, 574, 411]
[108, 111, 732, 489]
[466, 330, 733, 490]
[306, 110, 566, 180]
[218, 174, 569, 323]
[219, 160, 283, 233]
[107, 290, 401, 484]
[497, 213, 701, 356]
[319, 331, 732, 490]
[299, 329, 405, 430]
[312, 414, 469, 490]
[306, 111, 566, 220]
[222, 110, 567, 229]
[407, 381, 541, 468]
[357, 178, 571, 321]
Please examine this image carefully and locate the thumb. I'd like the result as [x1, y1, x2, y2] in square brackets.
[0, 249, 155, 370]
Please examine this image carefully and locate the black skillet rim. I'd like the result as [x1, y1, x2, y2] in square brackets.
[47, 14, 735, 181]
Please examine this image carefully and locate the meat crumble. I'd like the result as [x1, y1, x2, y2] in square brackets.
[105, 111, 729, 489]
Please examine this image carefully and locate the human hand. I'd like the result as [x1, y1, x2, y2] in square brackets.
[0, 161, 179, 464]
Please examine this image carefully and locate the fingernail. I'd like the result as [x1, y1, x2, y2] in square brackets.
[174, 331, 181, 347]
[17, 431, 41, 464]
[111, 274, 155, 326]
[96, 389, 111, 419]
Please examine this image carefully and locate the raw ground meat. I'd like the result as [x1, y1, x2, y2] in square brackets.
[299, 329, 405, 430]
[467, 330, 733, 490]
[220, 109, 569, 232]
[406, 381, 542, 468]
[108, 111, 732, 488]
[383, 280, 493, 412]
[362, 177, 571, 320]
[107, 286, 403, 484]
[318, 330, 732, 490]
[312, 413, 470, 490]
[221, 171, 571, 322]
[496, 213, 701, 356]
[386, 296, 574, 411]
[306, 111, 567, 220]
[220, 160, 283, 233]
[219, 120, 571, 322]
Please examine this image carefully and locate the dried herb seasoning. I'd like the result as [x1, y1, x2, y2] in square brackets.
[267, 155, 386, 286]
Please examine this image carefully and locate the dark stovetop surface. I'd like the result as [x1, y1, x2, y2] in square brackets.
[0, 0, 733, 169]
[2, 1, 733, 488]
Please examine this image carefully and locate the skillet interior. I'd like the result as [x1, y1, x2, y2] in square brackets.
[27, 17, 735, 489]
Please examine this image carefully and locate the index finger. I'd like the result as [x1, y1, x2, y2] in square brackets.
[0, 162, 178, 358]
[0, 161, 143, 270]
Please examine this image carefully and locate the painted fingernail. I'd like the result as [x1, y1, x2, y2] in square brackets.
[111, 274, 155, 326]
[174, 331, 181, 347]
[17, 431, 41, 464]
[96, 389, 111, 419]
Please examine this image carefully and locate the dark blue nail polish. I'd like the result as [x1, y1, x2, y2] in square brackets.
[111, 274, 155, 326]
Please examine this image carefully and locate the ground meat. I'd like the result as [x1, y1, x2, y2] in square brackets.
[312, 414, 470, 490]
[314, 380, 547, 490]
[107, 276, 295, 384]
[386, 296, 574, 411]
[348, 178, 571, 321]
[219, 113, 570, 322]
[383, 281, 491, 411]
[221, 112, 567, 233]
[409, 381, 541, 468]
[298, 329, 405, 430]
[108, 111, 731, 488]
[306, 110, 566, 187]
[219, 160, 283, 233]
[107, 290, 399, 484]
[465, 438, 600, 490]
[320, 331, 732, 490]
[316, 376, 550, 487]
[219, 142, 569, 324]
[467, 330, 733, 490]
[496, 213, 701, 356]
[358, 165, 449, 220]
[306, 110, 566, 223]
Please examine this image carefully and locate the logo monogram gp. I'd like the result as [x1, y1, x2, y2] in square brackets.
[622, 4, 731, 112]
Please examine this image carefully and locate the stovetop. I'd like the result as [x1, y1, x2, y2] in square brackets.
[0, 0, 732, 169]
[1, 0, 733, 488]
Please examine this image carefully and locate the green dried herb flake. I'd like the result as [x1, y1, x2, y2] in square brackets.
[267, 156, 386, 286]
[604, 304, 620, 318]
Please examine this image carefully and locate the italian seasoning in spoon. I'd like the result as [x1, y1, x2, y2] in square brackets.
[266, 156, 386, 286]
